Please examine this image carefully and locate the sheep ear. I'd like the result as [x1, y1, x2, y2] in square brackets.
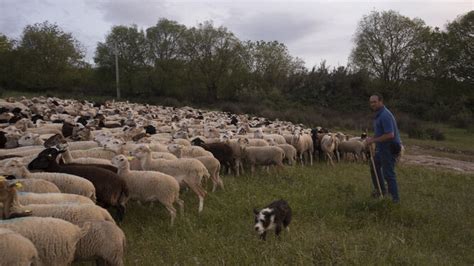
[253, 208, 259, 215]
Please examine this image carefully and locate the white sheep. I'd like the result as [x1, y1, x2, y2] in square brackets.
[18, 203, 115, 225]
[61, 148, 114, 167]
[0, 217, 89, 266]
[75, 221, 126, 266]
[270, 143, 297, 166]
[290, 132, 314, 166]
[3, 159, 96, 201]
[70, 147, 116, 160]
[133, 145, 209, 213]
[0, 228, 39, 266]
[167, 144, 222, 188]
[112, 155, 184, 225]
[18, 132, 44, 147]
[226, 138, 246, 176]
[15, 178, 61, 193]
[242, 146, 285, 174]
[320, 134, 337, 166]
[17, 192, 95, 205]
[338, 140, 367, 162]
[167, 143, 213, 158]
[194, 155, 223, 192]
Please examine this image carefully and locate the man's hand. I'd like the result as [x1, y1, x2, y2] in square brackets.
[366, 137, 375, 145]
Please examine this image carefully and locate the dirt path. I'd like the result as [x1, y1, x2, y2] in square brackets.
[400, 154, 474, 174]
[400, 145, 474, 174]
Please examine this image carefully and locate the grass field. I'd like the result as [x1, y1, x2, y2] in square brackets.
[80, 162, 473, 265]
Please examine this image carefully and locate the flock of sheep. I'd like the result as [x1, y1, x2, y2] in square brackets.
[0, 96, 370, 265]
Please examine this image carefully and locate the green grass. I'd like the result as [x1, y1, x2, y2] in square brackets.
[74, 163, 474, 265]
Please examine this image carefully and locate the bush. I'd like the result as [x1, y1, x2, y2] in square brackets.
[449, 111, 473, 129]
[425, 128, 446, 141]
[406, 120, 426, 139]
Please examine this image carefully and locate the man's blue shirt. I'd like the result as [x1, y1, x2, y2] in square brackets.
[374, 106, 401, 150]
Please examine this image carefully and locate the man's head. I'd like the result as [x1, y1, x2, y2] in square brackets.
[369, 94, 384, 112]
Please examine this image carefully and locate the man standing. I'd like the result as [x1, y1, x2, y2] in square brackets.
[366, 94, 402, 203]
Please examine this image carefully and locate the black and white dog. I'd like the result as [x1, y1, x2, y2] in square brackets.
[253, 200, 292, 240]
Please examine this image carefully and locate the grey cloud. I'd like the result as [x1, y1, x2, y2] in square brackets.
[225, 10, 322, 44]
[94, 0, 169, 27]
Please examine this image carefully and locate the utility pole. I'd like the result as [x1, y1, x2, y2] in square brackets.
[114, 43, 120, 99]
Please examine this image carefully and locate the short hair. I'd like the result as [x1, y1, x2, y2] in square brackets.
[370, 94, 383, 102]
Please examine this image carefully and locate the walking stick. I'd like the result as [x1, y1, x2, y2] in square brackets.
[369, 144, 383, 198]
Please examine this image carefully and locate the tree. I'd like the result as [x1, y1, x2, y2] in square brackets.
[443, 11, 474, 84]
[94, 25, 148, 96]
[350, 10, 427, 96]
[16, 21, 84, 90]
[145, 19, 187, 96]
[181, 21, 244, 101]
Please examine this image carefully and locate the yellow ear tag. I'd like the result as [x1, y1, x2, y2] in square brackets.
[15, 182, 23, 189]
[0, 176, 5, 181]
[127, 156, 134, 161]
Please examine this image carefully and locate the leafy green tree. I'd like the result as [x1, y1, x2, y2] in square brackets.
[145, 19, 187, 97]
[350, 10, 427, 96]
[181, 21, 244, 102]
[94, 25, 148, 96]
[16, 21, 84, 90]
[443, 11, 473, 84]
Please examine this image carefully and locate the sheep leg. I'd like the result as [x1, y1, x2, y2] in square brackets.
[175, 197, 184, 217]
[165, 204, 177, 226]
[250, 164, 255, 175]
[309, 151, 313, 166]
[326, 152, 335, 167]
[216, 172, 224, 190]
[185, 181, 206, 213]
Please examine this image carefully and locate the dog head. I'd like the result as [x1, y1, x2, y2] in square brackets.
[253, 207, 275, 236]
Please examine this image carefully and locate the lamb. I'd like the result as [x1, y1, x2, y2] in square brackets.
[3, 159, 96, 201]
[75, 221, 126, 266]
[112, 155, 184, 225]
[242, 146, 285, 174]
[290, 132, 314, 166]
[0, 228, 39, 266]
[28, 148, 129, 222]
[133, 145, 209, 213]
[0, 217, 89, 266]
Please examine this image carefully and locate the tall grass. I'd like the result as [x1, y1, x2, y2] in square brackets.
[77, 163, 474, 265]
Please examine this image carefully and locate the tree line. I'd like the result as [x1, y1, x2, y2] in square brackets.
[0, 10, 472, 128]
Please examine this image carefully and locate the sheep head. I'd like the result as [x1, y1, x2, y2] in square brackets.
[28, 148, 63, 170]
[18, 133, 41, 147]
[132, 145, 151, 159]
[111, 155, 130, 170]
[2, 159, 25, 177]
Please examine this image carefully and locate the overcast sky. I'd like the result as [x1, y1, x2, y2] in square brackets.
[0, 0, 471, 68]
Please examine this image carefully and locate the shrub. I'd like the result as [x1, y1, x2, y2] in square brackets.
[425, 128, 446, 141]
[449, 111, 473, 129]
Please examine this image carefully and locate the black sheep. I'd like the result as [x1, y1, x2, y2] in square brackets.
[191, 138, 234, 173]
[28, 148, 129, 222]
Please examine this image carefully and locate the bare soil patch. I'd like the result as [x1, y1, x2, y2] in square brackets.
[401, 145, 474, 174]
